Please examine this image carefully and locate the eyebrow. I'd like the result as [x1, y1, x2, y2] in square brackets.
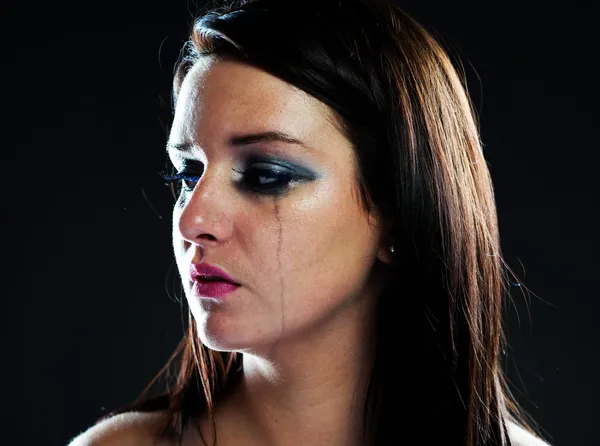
[166, 131, 309, 153]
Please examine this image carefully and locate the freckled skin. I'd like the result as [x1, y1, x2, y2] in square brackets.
[167, 57, 399, 446]
[168, 57, 392, 358]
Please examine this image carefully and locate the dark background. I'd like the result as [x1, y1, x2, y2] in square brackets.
[7, 1, 598, 445]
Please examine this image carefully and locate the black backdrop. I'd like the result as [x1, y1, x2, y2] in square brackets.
[7, 1, 598, 445]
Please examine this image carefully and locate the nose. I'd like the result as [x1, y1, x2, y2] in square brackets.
[175, 168, 234, 250]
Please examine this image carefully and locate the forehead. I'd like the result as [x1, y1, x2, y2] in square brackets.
[172, 57, 340, 149]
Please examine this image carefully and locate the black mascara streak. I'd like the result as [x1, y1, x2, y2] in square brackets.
[271, 197, 285, 356]
[141, 187, 163, 220]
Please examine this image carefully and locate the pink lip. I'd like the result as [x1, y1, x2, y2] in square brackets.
[191, 279, 240, 298]
[189, 263, 239, 284]
[189, 263, 240, 299]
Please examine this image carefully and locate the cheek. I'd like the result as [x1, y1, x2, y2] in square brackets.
[289, 179, 371, 253]
[172, 208, 182, 251]
[277, 182, 376, 298]
[172, 206, 189, 268]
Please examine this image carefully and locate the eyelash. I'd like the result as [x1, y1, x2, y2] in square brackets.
[160, 164, 299, 197]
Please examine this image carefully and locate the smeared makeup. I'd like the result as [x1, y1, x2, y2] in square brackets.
[270, 197, 286, 357]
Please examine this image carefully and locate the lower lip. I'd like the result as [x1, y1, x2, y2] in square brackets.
[191, 279, 240, 298]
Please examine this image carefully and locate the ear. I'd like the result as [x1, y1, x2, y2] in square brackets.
[376, 217, 395, 265]
[376, 240, 394, 264]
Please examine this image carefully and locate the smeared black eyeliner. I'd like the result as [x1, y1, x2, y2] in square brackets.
[242, 153, 320, 181]
[160, 153, 319, 197]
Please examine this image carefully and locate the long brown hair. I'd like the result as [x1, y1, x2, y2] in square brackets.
[107, 0, 546, 444]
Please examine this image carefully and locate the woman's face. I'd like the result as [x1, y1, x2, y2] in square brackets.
[168, 57, 392, 353]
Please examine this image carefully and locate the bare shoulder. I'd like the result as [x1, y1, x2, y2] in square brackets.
[507, 420, 552, 446]
[68, 411, 170, 446]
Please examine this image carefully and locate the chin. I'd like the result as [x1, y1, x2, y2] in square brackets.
[192, 309, 268, 353]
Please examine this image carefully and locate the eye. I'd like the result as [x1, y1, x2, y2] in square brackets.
[161, 171, 199, 194]
[159, 157, 317, 199]
[160, 160, 203, 197]
[234, 164, 297, 196]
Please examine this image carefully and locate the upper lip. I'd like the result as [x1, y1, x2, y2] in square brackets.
[189, 263, 240, 285]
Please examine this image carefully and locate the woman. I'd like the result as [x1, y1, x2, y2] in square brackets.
[71, 0, 551, 445]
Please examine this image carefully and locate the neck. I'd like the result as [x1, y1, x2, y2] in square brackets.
[229, 294, 377, 446]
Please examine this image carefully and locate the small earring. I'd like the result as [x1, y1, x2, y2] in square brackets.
[390, 244, 395, 254]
